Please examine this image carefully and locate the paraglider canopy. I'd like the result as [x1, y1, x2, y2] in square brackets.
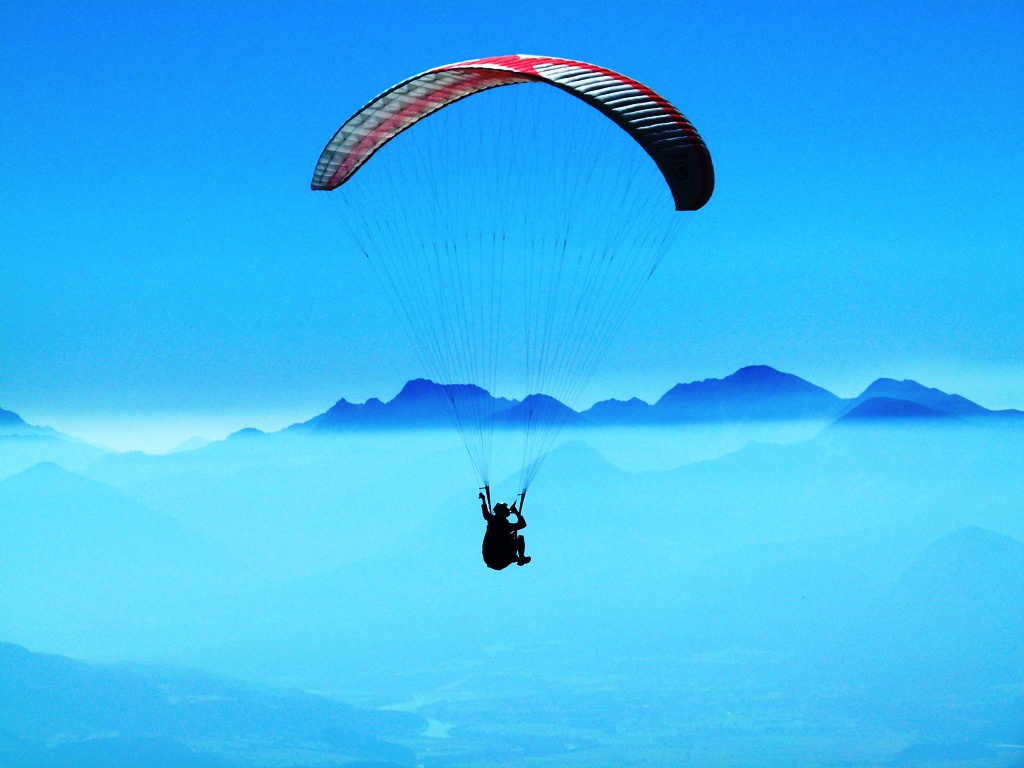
[312, 54, 714, 211]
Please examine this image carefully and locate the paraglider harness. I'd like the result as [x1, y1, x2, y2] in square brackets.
[480, 485, 528, 570]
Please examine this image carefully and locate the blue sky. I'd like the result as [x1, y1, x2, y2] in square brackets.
[2, 1, 1022, 448]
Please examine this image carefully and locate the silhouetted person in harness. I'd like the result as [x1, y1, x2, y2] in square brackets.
[479, 486, 530, 569]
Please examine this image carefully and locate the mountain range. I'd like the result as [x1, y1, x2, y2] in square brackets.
[291, 365, 1022, 434]
[1, 366, 1019, 456]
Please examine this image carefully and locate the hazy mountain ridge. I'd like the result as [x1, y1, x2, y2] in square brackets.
[0, 432, 108, 483]
[0, 407, 105, 481]
[1, 366, 1018, 456]
[853, 377, 996, 415]
[0, 406, 27, 429]
[0, 407, 58, 437]
[294, 379, 518, 432]
[875, 526, 1024, 686]
[287, 365, 1023, 435]
[0, 641, 422, 768]
[651, 364, 844, 421]
[838, 396, 953, 422]
[0, 463, 231, 652]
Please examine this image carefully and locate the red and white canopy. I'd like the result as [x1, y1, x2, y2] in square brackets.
[311, 54, 714, 211]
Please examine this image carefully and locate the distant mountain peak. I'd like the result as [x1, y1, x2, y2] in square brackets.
[392, 378, 492, 405]
[855, 379, 988, 416]
[898, 525, 1024, 602]
[394, 378, 446, 400]
[839, 397, 953, 423]
[659, 365, 828, 399]
[0, 406, 61, 438]
[494, 392, 584, 427]
[227, 427, 265, 440]
[170, 436, 211, 453]
[1, 461, 140, 504]
[0, 406, 28, 428]
[654, 365, 843, 421]
[728, 365, 831, 393]
[12, 460, 75, 480]
[305, 379, 516, 433]
[732, 364, 789, 381]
